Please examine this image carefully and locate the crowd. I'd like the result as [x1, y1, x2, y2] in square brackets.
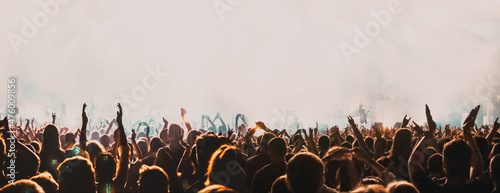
[0, 103, 499, 193]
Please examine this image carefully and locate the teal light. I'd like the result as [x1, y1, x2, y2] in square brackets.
[105, 183, 111, 193]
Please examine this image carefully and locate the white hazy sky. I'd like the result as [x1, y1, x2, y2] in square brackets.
[1, 0, 499, 129]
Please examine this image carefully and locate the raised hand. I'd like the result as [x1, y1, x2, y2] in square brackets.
[180, 108, 187, 119]
[227, 128, 234, 139]
[52, 112, 56, 124]
[162, 117, 168, 125]
[411, 121, 424, 136]
[79, 103, 89, 152]
[256, 121, 271, 132]
[256, 121, 267, 130]
[82, 104, 88, 125]
[237, 124, 248, 135]
[347, 115, 372, 156]
[463, 105, 480, 137]
[488, 117, 500, 144]
[314, 122, 319, 139]
[244, 126, 258, 146]
[241, 115, 248, 125]
[494, 118, 500, 132]
[0, 117, 9, 137]
[425, 105, 436, 138]
[131, 129, 137, 142]
[461, 105, 484, 179]
[401, 115, 411, 128]
[117, 103, 123, 128]
[116, 103, 127, 146]
[347, 115, 356, 127]
[331, 126, 339, 135]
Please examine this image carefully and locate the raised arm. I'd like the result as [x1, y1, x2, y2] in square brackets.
[352, 147, 387, 177]
[115, 103, 130, 192]
[330, 126, 344, 145]
[347, 115, 373, 157]
[213, 113, 228, 134]
[203, 115, 217, 130]
[487, 117, 499, 145]
[463, 105, 485, 180]
[303, 128, 319, 155]
[425, 105, 437, 136]
[235, 114, 243, 130]
[104, 119, 116, 135]
[411, 121, 425, 137]
[243, 125, 258, 155]
[80, 103, 88, 152]
[181, 108, 193, 132]
[162, 117, 169, 130]
[24, 119, 35, 141]
[137, 122, 150, 142]
[408, 105, 437, 184]
[255, 121, 273, 133]
[218, 114, 227, 132]
[131, 129, 143, 160]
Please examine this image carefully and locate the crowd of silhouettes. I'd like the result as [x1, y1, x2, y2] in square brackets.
[0, 103, 500, 193]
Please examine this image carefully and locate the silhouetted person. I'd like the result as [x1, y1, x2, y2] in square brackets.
[252, 137, 287, 193]
[138, 165, 169, 193]
[271, 152, 336, 193]
[30, 172, 59, 193]
[490, 155, 500, 193]
[95, 153, 116, 193]
[39, 125, 66, 181]
[245, 132, 275, 188]
[386, 181, 419, 193]
[0, 179, 44, 193]
[57, 156, 97, 192]
[205, 145, 247, 192]
[199, 184, 237, 193]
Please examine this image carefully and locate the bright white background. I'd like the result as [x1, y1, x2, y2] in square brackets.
[1, 0, 499, 130]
